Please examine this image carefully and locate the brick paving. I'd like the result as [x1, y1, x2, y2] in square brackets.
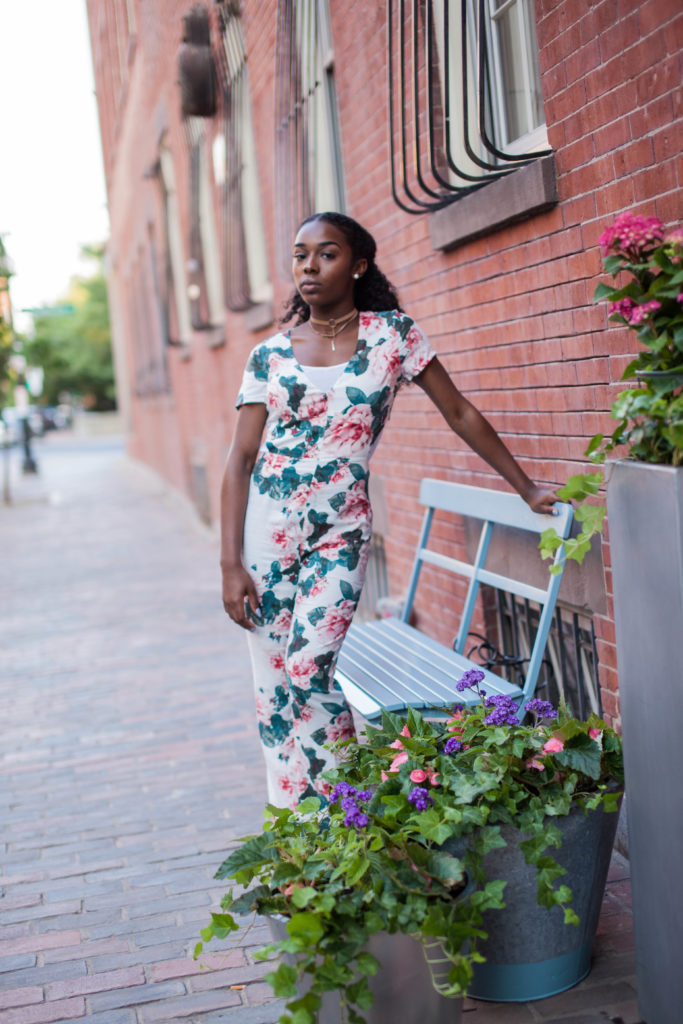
[1, 435, 640, 1023]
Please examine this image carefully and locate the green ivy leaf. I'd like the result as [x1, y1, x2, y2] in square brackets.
[415, 808, 453, 845]
[557, 471, 603, 501]
[291, 887, 317, 909]
[267, 962, 299, 998]
[286, 912, 325, 946]
[355, 951, 380, 976]
[426, 850, 465, 887]
[346, 975, 374, 1010]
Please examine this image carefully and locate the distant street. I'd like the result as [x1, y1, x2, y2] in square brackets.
[0, 433, 285, 1023]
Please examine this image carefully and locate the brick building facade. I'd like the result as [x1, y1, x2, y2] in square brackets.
[86, 0, 682, 726]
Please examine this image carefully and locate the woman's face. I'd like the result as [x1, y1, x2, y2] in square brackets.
[292, 219, 366, 311]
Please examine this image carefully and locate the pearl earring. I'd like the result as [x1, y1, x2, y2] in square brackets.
[353, 273, 360, 279]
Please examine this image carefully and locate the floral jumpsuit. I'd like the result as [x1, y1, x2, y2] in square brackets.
[236, 310, 435, 808]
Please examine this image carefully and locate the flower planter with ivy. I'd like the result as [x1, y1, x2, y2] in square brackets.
[196, 676, 623, 1023]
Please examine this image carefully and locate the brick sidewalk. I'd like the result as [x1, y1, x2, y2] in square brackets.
[0, 438, 640, 1023]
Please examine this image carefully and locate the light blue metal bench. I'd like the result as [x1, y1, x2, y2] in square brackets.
[335, 478, 574, 721]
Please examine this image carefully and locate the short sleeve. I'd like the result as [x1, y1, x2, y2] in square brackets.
[236, 344, 269, 408]
[399, 318, 437, 383]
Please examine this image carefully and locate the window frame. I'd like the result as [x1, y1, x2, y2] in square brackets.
[388, 0, 553, 216]
[274, 0, 346, 278]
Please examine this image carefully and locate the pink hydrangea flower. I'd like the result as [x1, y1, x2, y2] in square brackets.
[410, 769, 428, 783]
[543, 737, 565, 754]
[628, 300, 661, 326]
[608, 297, 636, 321]
[599, 211, 664, 258]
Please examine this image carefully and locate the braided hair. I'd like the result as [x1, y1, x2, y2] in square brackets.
[280, 212, 403, 326]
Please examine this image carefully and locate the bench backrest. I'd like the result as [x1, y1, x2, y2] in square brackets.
[402, 479, 574, 706]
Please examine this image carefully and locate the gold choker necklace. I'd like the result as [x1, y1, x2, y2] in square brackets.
[309, 308, 359, 351]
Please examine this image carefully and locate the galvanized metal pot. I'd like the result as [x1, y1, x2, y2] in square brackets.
[466, 797, 620, 1002]
[608, 460, 683, 1024]
[268, 916, 463, 1024]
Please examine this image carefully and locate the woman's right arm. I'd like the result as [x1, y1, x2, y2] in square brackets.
[220, 403, 268, 630]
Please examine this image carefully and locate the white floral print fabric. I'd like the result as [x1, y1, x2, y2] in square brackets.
[237, 310, 435, 807]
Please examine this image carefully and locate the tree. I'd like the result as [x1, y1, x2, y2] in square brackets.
[23, 245, 116, 411]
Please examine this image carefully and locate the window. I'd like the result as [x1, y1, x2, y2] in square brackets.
[213, 1, 272, 313]
[157, 146, 193, 346]
[487, 0, 546, 154]
[388, 0, 551, 213]
[125, 239, 169, 397]
[274, 0, 346, 276]
[185, 119, 225, 330]
[177, 5, 224, 331]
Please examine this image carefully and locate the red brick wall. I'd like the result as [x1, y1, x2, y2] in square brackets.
[87, 0, 683, 728]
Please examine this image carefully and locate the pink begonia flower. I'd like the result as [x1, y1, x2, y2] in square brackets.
[543, 737, 565, 754]
[526, 758, 545, 772]
[677, 292, 683, 305]
[389, 751, 409, 772]
[380, 771, 389, 782]
[429, 772, 440, 786]
[389, 738, 404, 749]
[400, 725, 412, 737]
[410, 769, 428, 783]
[589, 728, 602, 740]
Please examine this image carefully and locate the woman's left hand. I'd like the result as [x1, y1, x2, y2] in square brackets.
[523, 484, 562, 516]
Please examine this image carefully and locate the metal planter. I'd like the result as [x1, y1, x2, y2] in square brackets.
[268, 916, 462, 1024]
[607, 460, 683, 1024]
[467, 799, 620, 1002]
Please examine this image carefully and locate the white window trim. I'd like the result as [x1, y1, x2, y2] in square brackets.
[487, 0, 549, 154]
[159, 147, 192, 345]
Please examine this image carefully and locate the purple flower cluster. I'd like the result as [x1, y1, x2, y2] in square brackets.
[599, 212, 664, 259]
[444, 737, 463, 755]
[483, 694, 520, 727]
[408, 786, 434, 811]
[456, 668, 486, 693]
[331, 781, 371, 829]
[524, 698, 558, 721]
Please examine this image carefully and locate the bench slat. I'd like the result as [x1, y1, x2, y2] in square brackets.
[336, 619, 522, 720]
[419, 478, 573, 535]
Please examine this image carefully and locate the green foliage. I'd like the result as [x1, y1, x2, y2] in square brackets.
[540, 216, 683, 571]
[196, 697, 623, 1023]
[0, 315, 13, 402]
[22, 245, 116, 411]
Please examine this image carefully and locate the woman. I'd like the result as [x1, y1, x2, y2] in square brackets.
[220, 212, 557, 808]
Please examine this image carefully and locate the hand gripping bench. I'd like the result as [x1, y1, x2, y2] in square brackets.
[335, 478, 573, 721]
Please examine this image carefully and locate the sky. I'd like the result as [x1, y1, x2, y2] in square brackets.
[0, 0, 110, 333]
